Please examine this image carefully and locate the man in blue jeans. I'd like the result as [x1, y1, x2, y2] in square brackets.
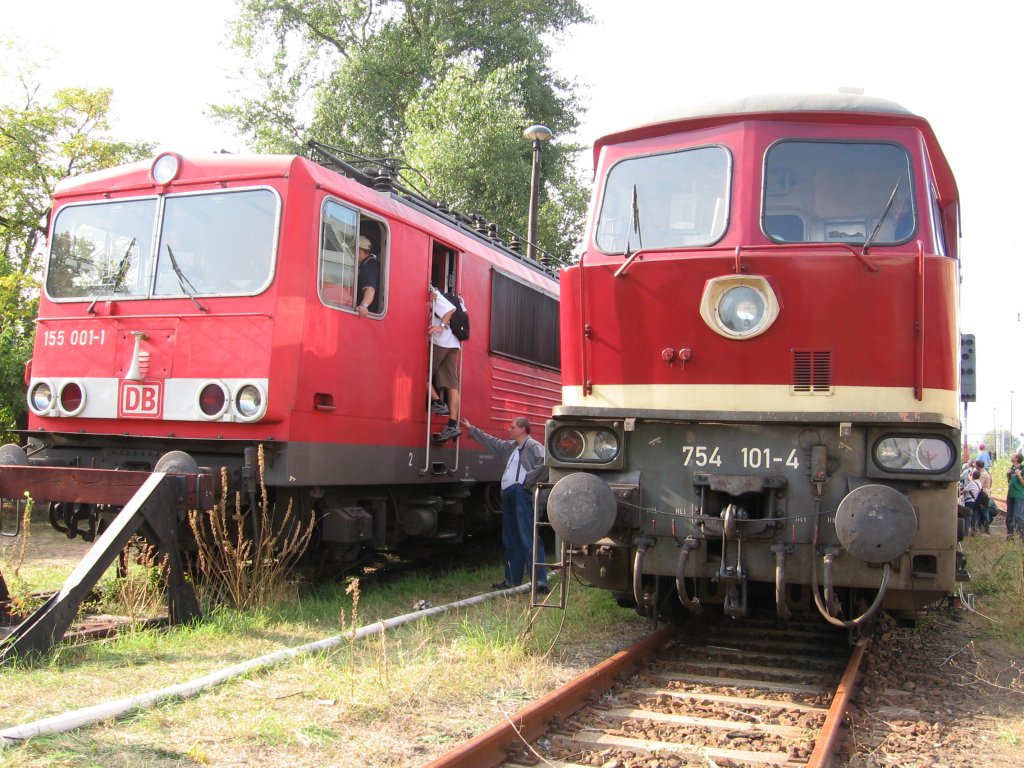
[460, 416, 548, 592]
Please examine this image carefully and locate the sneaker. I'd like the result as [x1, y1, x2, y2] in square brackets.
[430, 400, 449, 415]
[534, 583, 549, 595]
[491, 581, 513, 589]
[432, 424, 462, 443]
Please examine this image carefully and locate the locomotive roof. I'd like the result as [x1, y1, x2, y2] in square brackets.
[593, 93, 958, 207]
[51, 152, 562, 281]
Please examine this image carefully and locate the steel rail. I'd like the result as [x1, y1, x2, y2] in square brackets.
[423, 626, 676, 768]
[807, 636, 869, 767]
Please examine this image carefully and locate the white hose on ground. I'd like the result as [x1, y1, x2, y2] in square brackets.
[0, 583, 530, 747]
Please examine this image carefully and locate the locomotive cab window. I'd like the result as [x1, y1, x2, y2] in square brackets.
[595, 145, 730, 253]
[763, 141, 916, 245]
[319, 200, 388, 316]
[46, 198, 158, 300]
[153, 189, 278, 296]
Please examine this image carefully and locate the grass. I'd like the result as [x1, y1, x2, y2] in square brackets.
[1, 534, 650, 767]
[960, 495, 1024, 653]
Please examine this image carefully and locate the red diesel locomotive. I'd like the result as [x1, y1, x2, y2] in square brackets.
[543, 94, 962, 626]
[9, 147, 561, 566]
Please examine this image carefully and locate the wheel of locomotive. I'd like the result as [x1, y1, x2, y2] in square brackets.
[484, 482, 503, 517]
[657, 575, 692, 626]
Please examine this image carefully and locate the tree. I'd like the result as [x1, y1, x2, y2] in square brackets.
[0, 44, 152, 437]
[218, 0, 590, 261]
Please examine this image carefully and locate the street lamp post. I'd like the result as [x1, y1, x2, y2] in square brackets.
[523, 124, 553, 261]
[1012, 390, 1016, 453]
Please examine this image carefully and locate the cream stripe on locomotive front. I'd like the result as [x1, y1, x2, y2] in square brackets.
[562, 384, 959, 422]
[27, 377, 270, 422]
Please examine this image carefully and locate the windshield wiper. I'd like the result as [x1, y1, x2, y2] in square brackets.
[626, 182, 643, 253]
[862, 180, 900, 255]
[614, 184, 646, 278]
[165, 244, 208, 312]
[87, 238, 136, 314]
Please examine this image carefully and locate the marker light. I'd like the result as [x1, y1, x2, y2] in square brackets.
[874, 436, 955, 473]
[549, 427, 621, 464]
[151, 152, 182, 184]
[197, 382, 229, 419]
[59, 381, 86, 416]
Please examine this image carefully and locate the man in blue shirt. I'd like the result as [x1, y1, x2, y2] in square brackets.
[461, 416, 548, 592]
[976, 443, 992, 469]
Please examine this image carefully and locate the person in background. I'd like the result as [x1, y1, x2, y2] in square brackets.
[355, 235, 380, 317]
[974, 459, 993, 534]
[429, 286, 461, 442]
[460, 416, 548, 592]
[976, 442, 992, 469]
[960, 470, 982, 536]
[1007, 453, 1024, 541]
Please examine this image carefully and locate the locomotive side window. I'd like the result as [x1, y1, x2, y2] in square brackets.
[46, 198, 158, 300]
[595, 146, 730, 253]
[763, 141, 915, 245]
[319, 199, 387, 315]
[153, 189, 278, 296]
[489, 270, 559, 370]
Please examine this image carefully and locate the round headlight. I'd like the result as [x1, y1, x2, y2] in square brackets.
[551, 429, 585, 461]
[874, 436, 954, 473]
[700, 275, 780, 340]
[592, 430, 620, 461]
[719, 286, 766, 333]
[30, 382, 54, 413]
[234, 384, 264, 420]
[916, 439, 954, 471]
[151, 152, 182, 184]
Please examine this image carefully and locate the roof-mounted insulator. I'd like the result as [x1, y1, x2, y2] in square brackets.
[373, 164, 395, 192]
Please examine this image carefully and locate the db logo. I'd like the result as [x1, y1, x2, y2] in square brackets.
[118, 381, 163, 419]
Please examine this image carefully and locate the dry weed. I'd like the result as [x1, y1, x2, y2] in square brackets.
[188, 445, 314, 610]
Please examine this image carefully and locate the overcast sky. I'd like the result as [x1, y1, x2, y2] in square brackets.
[5, 0, 1020, 449]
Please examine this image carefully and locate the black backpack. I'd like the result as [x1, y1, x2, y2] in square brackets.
[443, 291, 470, 341]
[975, 488, 989, 509]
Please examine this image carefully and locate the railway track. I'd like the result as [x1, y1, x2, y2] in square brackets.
[428, 617, 867, 768]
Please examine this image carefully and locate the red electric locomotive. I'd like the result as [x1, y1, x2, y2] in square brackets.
[543, 94, 963, 626]
[9, 147, 561, 566]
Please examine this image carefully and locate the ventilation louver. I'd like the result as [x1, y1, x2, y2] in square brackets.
[792, 350, 833, 394]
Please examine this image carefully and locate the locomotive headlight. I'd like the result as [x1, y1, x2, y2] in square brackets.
[233, 383, 267, 421]
[549, 426, 621, 465]
[28, 381, 54, 414]
[592, 430, 620, 461]
[151, 152, 182, 184]
[873, 435, 955, 473]
[700, 275, 780, 339]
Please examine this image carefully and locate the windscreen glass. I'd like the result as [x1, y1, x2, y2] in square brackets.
[596, 146, 730, 252]
[763, 141, 914, 245]
[45, 189, 279, 300]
